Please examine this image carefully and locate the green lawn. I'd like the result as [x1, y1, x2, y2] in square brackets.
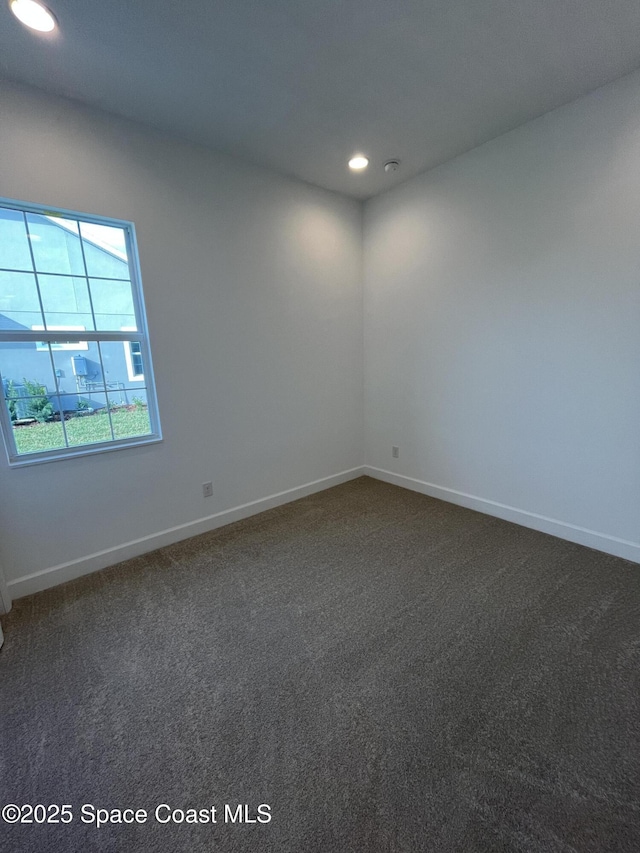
[13, 407, 151, 454]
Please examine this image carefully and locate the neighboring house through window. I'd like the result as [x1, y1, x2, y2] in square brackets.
[0, 199, 161, 465]
[128, 342, 144, 379]
[121, 327, 144, 382]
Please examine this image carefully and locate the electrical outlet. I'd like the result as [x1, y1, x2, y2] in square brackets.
[202, 482, 213, 498]
[392, 446, 399, 458]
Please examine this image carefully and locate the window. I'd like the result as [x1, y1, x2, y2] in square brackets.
[0, 199, 161, 465]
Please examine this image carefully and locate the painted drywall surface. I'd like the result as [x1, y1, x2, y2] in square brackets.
[0, 81, 363, 587]
[364, 70, 640, 547]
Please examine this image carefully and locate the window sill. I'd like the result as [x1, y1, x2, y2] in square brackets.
[5, 433, 163, 467]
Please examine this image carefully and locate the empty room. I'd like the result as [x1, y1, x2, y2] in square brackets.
[0, 1, 639, 851]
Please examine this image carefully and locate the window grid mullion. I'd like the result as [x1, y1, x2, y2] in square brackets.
[122, 226, 158, 435]
[0, 331, 143, 343]
[95, 341, 116, 442]
[22, 213, 48, 332]
[123, 228, 145, 350]
[22, 215, 72, 450]
[45, 342, 71, 449]
[0, 267, 130, 282]
[76, 220, 99, 333]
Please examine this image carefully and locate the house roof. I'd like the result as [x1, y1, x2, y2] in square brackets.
[45, 217, 127, 263]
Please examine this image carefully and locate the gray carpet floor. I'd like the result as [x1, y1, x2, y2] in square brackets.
[1, 476, 639, 852]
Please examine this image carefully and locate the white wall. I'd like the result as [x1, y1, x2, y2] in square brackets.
[0, 81, 364, 600]
[364, 70, 640, 562]
[3, 66, 640, 606]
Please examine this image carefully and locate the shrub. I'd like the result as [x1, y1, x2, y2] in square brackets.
[6, 380, 18, 422]
[22, 379, 54, 423]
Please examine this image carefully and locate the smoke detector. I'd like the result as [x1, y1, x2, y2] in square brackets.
[384, 160, 400, 173]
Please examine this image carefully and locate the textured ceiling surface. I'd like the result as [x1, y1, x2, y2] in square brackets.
[1, 0, 640, 198]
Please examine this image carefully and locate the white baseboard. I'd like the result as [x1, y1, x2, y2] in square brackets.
[9, 463, 636, 602]
[365, 466, 640, 564]
[8, 466, 366, 600]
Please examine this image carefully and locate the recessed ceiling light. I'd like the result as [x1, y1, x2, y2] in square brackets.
[10, 0, 57, 32]
[348, 155, 369, 171]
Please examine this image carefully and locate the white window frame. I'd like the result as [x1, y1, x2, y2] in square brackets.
[0, 197, 162, 466]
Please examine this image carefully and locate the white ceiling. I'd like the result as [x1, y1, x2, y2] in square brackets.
[2, 0, 640, 199]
